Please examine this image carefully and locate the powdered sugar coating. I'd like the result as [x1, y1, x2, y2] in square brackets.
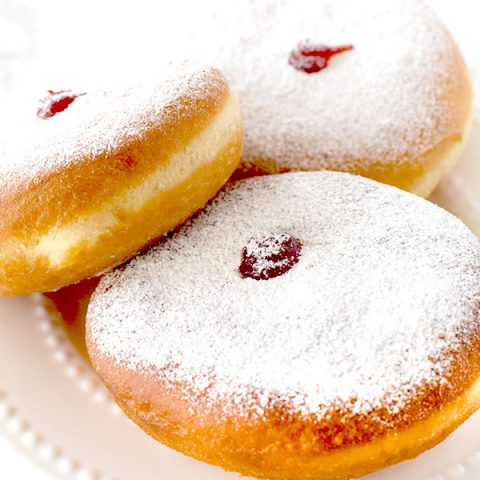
[0, 64, 222, 186]
[87, 172, 480, 422]
[183, 0, 466, 171]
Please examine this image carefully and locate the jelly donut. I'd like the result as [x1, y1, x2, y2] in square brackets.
[0, 66, 242, 295]
[185, 0, 473, 194]
[86, 172, 480, 480]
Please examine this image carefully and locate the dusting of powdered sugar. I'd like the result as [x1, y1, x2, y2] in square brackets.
[0, 63, 222, 187]
[178, 0, 465, 171]
[87, 172, 480, 421]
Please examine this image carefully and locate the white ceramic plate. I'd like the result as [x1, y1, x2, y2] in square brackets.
[0, 115, 480, 480]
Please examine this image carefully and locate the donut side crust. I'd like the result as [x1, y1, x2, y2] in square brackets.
[87, 311, 480, 480]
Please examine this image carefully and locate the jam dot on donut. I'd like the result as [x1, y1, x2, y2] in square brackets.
[37, 90, 86, 119]
[239, 233, 302, 280]
[289, 43, 353, 74]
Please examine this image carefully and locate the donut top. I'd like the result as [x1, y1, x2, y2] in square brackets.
[88, 172, 480, 428]
[182, 0, 466, 170]
[239, 232, 302, 280]
[0, 64, 224, 185]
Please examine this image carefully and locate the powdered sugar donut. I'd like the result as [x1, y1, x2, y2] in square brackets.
[0, 65, 242, 295]
[86, 172, 480, 480]
[185, 0, 472, 195]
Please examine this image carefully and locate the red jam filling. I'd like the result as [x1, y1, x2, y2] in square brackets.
[289, 43, 353, 73]
[37, 90, 86, 119]
[239, 233, 302, 281]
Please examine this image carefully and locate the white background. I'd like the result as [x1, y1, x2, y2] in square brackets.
[0, 0, 479, 479]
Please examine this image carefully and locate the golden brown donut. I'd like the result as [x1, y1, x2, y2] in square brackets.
[184, 0, 473, 195]
[86, 172, 480, 480]
[0, 66, 242, 295]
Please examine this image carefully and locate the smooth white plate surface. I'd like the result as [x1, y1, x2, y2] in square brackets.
[0, 115, 479, 480]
